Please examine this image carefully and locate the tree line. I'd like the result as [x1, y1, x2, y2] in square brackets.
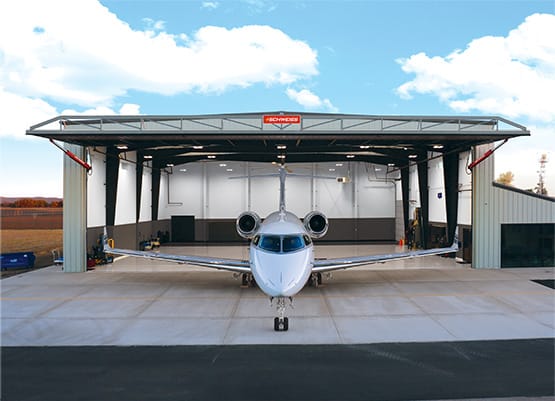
[1, 199, 63, 208]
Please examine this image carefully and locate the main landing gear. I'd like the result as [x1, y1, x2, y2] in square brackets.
[309, 272, 323, 287]
[272, 297, 292, 331]
[240, 273, 256, 288]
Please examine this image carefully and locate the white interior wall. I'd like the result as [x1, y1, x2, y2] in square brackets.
[315, 162, 354, 218]
[114, 152, 136, 225]
[458, 151, 472, 226]
[206, 162, 247, 218]
[408, 163, 420, 220]
[139, 161, 152, 222]
[428, 152, 447, 223]
[157, 161, 396, 219]
[356, 163, 396, 218]
[158, 163, 203, 220]
[250, 174, 280, 217]
[158, 173, 169, 219]
[87, 147, 106, 228]
[284, 163, 313, 216]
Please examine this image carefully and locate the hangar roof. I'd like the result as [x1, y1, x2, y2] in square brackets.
[27, 112, 529, 167]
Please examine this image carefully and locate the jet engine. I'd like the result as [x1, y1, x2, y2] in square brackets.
[303, 211, 329, 239]
[236, 211, 261, 239]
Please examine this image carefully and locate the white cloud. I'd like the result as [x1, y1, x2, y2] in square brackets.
[61, 103, 142, 116]
[118, 103, 141, 115]
[241, 0, 277, 13]
[201, 2, 219, 9]
[0, 88, 57, 138]
[286, 88, 337, 112]
[0, 87, 141, 138]
[397, 13, 555, 123]
[142, 18, 166, 31]
[0, 0, 318, 108]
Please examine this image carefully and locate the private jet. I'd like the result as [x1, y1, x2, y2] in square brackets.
[104, 166, 458, 331]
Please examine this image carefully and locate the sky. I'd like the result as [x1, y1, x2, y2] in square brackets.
[0, 0, 554, 198]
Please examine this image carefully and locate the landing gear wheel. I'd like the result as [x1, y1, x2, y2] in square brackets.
[308, 272, 323, 287]
[241, 273, 256, 288]
[274, 317, 289, 331]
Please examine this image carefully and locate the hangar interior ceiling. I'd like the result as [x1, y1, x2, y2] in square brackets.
[28, 112, 529, 169]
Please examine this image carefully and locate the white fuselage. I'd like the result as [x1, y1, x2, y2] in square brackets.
[249, 211, 314, 297]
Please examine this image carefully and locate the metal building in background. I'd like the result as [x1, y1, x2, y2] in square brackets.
[472, 144, 555, 268]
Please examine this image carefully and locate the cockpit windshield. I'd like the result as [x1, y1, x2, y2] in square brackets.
[256, 235, 307, 253]
[282, 236, 304, 252]
[259, 235, 281, 253]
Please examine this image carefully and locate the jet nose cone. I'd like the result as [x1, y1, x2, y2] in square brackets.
[251, 249, 312, 297]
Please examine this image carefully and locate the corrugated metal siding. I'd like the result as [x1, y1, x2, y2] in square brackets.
[472, 144, 555, 268]
[63, 144, 87, 272]
[496, 186, 555, 223]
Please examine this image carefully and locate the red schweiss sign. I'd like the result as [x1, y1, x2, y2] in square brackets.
[263, 115, 301, 124]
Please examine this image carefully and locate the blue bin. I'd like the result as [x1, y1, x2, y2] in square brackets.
[0, 252, 36, 270]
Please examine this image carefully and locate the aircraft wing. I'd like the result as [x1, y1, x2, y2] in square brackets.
[312, 236, 459, 273]
[103, 231, 251, 273]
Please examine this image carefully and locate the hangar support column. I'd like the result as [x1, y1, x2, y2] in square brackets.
[417, 159, 429, 249]
[105, 146, 119, 227]
[63, 144, 87, 272]
[151, 166, 161, 221]
[443, 151, 459, 245]
[400, 166, 410, 240]
[136, 152, 144, 222]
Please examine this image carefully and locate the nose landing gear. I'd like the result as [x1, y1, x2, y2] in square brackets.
[271, 297, 291, 331]
[274, 316, 289, 331]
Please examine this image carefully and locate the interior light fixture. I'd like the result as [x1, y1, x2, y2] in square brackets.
[117, 145, 128, 150]
[433, 144, 444, 149]
[219, 163, 227, 167]
[336, 163, 343, 167]
[144, 155, 153, 159]
[388, 163, 395, 167]
[179, 168, 187, 172]
[276, 144, 287, 150]
[408, 154, 418, 159]
[226, 168, 233, 172]
[207, 155, 216, 159]
[193, 145, 204, 150]
[329, 168, 336, 172]
[166, 163, 174, 167]
[277, 154, 286, 159]
[346, 154, 355, 159]
[359, 145, 370, 149]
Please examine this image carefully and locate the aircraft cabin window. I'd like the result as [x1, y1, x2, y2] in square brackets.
[282, 235, 304, 253]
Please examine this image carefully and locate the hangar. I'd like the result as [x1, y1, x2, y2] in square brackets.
[27, 112, 554, 272]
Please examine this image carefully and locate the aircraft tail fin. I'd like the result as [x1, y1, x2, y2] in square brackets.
[451, 227, 459, 250]
[102, 227, 113, 252]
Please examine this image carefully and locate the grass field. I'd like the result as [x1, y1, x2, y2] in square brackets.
[1, 229, 63, 272]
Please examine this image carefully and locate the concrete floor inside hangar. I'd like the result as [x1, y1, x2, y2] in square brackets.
[1, 243, 554, 346]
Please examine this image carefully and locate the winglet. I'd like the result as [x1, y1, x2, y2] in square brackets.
[103, 227, 112, 252]
[451, 227, 459, 250]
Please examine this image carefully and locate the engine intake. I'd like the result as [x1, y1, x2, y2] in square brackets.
[236, 212, 261, 239]
[303, 211, 328, 239]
